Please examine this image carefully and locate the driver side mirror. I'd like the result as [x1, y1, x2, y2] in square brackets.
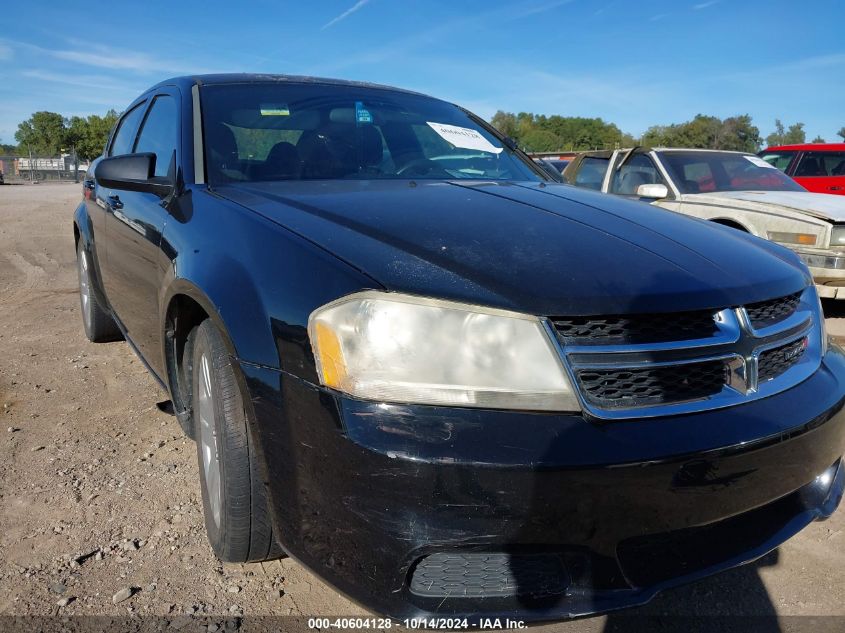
[96, 153, 173, 197]
[636, 183, 668, 199]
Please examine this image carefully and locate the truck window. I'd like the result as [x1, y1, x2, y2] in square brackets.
[759, 150, 797, 172]
[133, 95, 178, 178]
[609, 153, 666, 195]
[109, 102, 147, 157]
[574, 157, 609, 190]
[794, 151, 845, 177]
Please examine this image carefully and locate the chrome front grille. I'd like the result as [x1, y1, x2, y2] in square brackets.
[758, 337, 807, 382]
[745, 292, 802, 328]
[552, 311, 717, 345]
[548, 288, 822, 420]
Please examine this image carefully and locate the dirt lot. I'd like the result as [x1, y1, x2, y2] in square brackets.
[1, 182, 844, 632]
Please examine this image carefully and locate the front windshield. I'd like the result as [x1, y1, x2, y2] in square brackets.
[660, 151, 805, 194]
[200, 82, 543, 184]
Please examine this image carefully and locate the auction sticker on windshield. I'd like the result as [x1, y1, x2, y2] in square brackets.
[427, 122, 503, 154]
[744, 155, 777, 169]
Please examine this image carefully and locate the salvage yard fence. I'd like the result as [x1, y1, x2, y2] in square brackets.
[0, 154, 91, 182]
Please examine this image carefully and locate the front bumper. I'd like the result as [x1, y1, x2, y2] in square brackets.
[240, 345, 845, 624]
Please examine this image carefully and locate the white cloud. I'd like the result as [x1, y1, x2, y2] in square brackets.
[693, 1, 720, 9]
[322, 0, 373, 30]
[514, 0, 574, 19]
[0, 42, 12, 60]
[20, 69, 139, 94]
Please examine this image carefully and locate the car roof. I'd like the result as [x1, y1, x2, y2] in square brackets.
[577, 147, 751, 156]
[763, 143, 845, 152]
[147, 73, 429, 98]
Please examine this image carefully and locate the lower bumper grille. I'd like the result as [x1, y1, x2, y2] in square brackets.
[409, 552, 569, 599]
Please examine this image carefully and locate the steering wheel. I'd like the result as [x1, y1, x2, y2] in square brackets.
[396, 158, 451, 177]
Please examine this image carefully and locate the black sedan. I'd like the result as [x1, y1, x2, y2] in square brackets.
[74, 74, 845, 624]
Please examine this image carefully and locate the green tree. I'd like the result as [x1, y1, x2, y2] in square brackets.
[766, 119, 806, 147]
[811, 135, 826, 143]
[837, 127, 845, 141]
[0, 143, 19, 155]
[718, 115, 761, 153]
[67, 110, 119, 160]
[490, 111, 519, 139]
[14, 111, 67, 155]
[488, 112, 629, 151]
[641, 114, 760, 151]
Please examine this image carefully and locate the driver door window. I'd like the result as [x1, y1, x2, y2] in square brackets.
[133, 95, 177, 178]
[609, 153, 666, 195]
[109, 102, 147, 156]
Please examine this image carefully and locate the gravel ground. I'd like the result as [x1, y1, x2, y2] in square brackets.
[0, 182, 844, 632]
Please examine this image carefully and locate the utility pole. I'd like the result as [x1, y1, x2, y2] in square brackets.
[28, 146, 34, 184]
[73, 145, 79, 184]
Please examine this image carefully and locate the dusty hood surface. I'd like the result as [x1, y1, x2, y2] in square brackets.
[217, 180, 809, 316]
[683, 190, 845, 222]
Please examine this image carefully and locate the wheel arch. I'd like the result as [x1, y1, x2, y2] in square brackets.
[159, 267, 277, 417]
[710, 217, 750, 232]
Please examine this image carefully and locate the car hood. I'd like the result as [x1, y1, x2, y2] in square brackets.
[681, 190, 845, 222]
[216, 180, 809, 316]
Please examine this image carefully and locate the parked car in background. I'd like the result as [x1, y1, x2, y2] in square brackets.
[545, 158, 569, 172]
[534, 157, 565, 181]
[74, 75, 844, 624]
[759, 143, 845, 195]
[563, 147, 845, 299]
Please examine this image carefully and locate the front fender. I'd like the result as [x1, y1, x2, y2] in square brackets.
[160, 257, 272, 366]
[159, 188, 379, 382]
[73, 200, 112, 311]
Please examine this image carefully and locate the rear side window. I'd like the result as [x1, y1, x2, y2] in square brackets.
[134, 95, 178, 177]
[574, 156, 609, 190]
[109, 103, 147, 156]
[609, 153, 666, 195]
[794, 151, 845, 177]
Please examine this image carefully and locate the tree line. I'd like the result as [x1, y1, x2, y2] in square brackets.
[4, 110, 119, 160]
[491, 111, 845, 153]
[3, 109, 845, 159]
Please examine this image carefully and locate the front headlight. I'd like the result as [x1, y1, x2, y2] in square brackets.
[830, 226, 845, 248]
[308, 291, 581, 411]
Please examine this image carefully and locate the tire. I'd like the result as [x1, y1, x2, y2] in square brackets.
[191, 320, 283, 563]
[77, 242, 122, 343]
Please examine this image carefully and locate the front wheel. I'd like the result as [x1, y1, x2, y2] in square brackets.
[76, 242, 122, 343]
[191, 320, 283, 563]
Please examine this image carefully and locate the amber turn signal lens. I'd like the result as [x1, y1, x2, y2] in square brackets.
[768, 231, 817, 246]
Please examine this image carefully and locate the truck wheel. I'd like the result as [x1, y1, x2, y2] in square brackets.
[77, 242, 122, 343]
[191, 320, 284, 563]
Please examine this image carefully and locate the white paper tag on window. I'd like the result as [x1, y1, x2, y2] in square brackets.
[744, 155, 776, 169]
[426, 122, 503, 154]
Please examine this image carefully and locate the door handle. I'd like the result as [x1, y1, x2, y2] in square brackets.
[107, 194, 123, 209]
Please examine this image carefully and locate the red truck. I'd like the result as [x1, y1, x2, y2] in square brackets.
[759, 143, 845, 195]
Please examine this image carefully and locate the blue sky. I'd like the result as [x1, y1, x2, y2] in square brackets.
[1, 0, 843, 146]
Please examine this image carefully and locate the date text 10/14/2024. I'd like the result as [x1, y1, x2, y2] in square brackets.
[307, 618, 527, 629]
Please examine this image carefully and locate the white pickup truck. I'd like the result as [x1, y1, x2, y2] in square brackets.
[563, 147, 845, 299]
